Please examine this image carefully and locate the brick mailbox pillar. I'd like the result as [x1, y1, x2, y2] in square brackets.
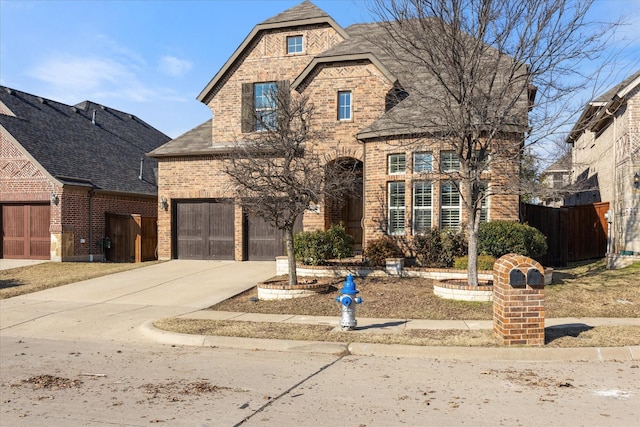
[493, 254, 545, 346]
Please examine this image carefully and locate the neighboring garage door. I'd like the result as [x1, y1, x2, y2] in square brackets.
[1, 204, 50, 259]
[245, 213, 302, 261]
[175, 200, 234, 260]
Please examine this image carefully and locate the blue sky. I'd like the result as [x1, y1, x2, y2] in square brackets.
[1, 0, 639, 141]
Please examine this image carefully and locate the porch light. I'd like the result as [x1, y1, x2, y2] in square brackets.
[634, 172, 640, 190]
[160, 196, 168, 211]
[50, 193, 59, 205]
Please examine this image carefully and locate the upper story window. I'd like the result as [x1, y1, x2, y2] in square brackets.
[287, 35, 304, 54]
[413, 152, 433, 173]
[388, 153, 406, 174]
[338, 90, 352, 120]
[440, 151, 460, 172]
[254, 82, 278, 131]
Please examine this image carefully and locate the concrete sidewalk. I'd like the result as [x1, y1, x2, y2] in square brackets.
[142, 309, 640, 362]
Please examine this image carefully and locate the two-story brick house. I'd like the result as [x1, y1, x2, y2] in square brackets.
[149, 1, 523, 261]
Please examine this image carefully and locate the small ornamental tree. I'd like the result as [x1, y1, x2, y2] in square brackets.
[224, 91, 358, 286]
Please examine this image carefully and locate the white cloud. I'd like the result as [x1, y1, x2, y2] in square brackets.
[159, 55, 192, 77]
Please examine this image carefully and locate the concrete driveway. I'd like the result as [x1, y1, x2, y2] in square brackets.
[0, 260, 275, 343]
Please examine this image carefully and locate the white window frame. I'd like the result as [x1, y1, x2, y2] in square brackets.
[388, 153, 406, 175]
[287, 35, 304, 54]
[338, 90, 352, 120]
[440, 151, 460, 172]
[413, 181, 433, 234]
[413, 152, 433, 173]
[440, 181, 461, 229]
[479, 182, 489, 223]
[388, 181, 406, 235]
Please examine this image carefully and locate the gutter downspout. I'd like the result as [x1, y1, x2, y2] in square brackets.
[89, 190, 94, 262]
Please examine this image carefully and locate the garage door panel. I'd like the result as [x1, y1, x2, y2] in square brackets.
[175, 200, 234, 260]
[2, 204, 50, 259]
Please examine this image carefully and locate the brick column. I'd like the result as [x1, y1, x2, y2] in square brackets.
[493, 253, 545, 346]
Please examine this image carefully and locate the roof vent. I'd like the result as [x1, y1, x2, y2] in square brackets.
[4, 88, 14, 95]
[92, 110, 96, 125]
[37, 97, 46, 104]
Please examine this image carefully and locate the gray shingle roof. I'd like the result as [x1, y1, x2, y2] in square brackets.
[148, 119, 216, 156]
[261, 0, 329, 24]
[594, 69, 640, 103]
[0, 86, 170, 195]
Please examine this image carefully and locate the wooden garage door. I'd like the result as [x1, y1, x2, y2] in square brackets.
[1, 204, 50, 259]
[175, 201, 234, 260]
[245, 213, 302, 261]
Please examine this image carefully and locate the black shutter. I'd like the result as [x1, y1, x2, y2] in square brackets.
[241, 83, 254, 133]
[276, 80, 290, 130]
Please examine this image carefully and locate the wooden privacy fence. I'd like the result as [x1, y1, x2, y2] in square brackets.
[105, 213, 157, 263]
[520, 202, 609, 267]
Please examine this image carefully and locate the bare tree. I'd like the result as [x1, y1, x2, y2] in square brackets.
[367, 0, 614, 285]
[224, 91, 358, 286]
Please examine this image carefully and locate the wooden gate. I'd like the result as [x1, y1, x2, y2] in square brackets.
[1, 204, 50, 259]
[105, 213, 157, 263]
[520, 202, 609, 266]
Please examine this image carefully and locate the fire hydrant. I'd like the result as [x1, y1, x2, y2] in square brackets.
[335, 275, 362, 331]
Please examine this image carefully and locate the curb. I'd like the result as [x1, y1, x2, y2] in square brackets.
[140, 321, 640, 362]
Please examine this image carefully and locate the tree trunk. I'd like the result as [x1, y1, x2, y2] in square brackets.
[467, 220, 479, 287]
[284, 226, 298, 286]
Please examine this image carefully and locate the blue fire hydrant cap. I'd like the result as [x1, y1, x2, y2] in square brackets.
[340, 275, 359, 294]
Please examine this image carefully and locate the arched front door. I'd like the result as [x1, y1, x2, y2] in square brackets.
[326, 158, 363, 252]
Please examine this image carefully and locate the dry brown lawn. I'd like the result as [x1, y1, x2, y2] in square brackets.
[211, 259, 640, 320]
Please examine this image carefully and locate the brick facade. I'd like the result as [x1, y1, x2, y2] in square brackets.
[154, 4, 523, 261]
[1, 131, 157, 262]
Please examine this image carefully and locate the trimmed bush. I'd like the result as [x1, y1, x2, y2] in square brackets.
[364, 236, 402, 266]
[478, 221, 547, 261]
[294, 224, 353, 265]
[454, 255, 497, 271]
[414, 228, 467, 268]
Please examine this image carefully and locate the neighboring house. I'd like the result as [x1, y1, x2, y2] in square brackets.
[149, 1, 523, 261]
[0, 86, 170, 262]
[539, 153, 572, 207]
[566, 69, 640, 261]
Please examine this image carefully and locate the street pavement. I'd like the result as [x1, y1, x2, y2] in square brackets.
[2, 260, 640, 426]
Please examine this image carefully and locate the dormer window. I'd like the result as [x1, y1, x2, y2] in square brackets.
[287, 35, 303, 54]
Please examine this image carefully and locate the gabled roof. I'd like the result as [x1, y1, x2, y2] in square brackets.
[543, 153, 572, 174]
[0, 86, 170, 195]
[197, 1, 348, 104]
[568, 69, 640, 143]
[148, 119, 221, 157]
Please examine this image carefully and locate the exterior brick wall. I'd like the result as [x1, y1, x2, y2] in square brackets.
[207, 25, 345, 142]
[363, 135, 521, 247]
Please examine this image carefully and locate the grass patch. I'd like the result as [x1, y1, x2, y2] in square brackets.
[0, 261, 163, 299]
[154, 318, 640, 348]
